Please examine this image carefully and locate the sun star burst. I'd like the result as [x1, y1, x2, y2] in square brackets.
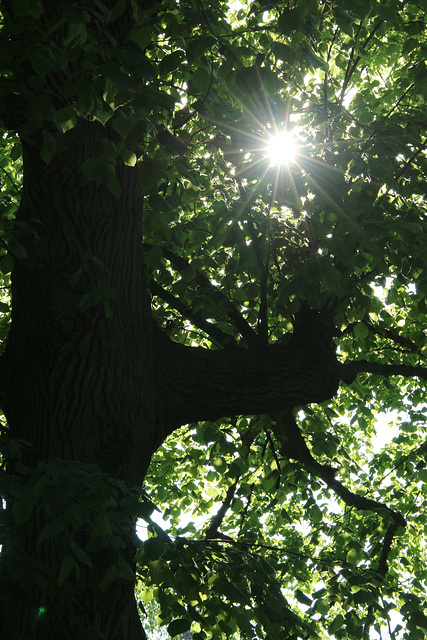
[266, 131, 297, 166]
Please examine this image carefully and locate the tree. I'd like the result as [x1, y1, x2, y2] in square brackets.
[0, 0, 426, 638]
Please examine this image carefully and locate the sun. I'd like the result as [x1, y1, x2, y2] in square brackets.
[266, 130, 297, 166]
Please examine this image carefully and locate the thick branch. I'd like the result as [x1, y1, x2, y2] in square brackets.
[274, 412, 405, 525]
[159, 340, 340, 429]
[339, 360, 427, 385]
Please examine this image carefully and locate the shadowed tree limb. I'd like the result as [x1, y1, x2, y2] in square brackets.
[342, 320, 420, 354]
[144, 242, 260, 347]
[149, 279, 235, 348]
[271, 410, 405, 576]
[205, 481, 238, 541]
[339, 360, 427, 385]
[160, 339, 341, 429]
[273, 411, 405, 524]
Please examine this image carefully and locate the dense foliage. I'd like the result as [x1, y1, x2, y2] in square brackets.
[1, 0, 427, 638]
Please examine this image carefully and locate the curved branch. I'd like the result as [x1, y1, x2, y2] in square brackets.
[272, 411, 405, 576]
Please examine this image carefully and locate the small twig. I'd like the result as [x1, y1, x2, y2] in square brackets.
[0, 165, 21, 194]
[238, 482, 255, 537]
[395, 139, 427, 181]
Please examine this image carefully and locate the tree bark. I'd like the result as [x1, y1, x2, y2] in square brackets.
[160, 337, 341, 430]
[0, 135, 156, 639]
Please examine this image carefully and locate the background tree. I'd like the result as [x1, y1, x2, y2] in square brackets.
[0, 0, 426, 639]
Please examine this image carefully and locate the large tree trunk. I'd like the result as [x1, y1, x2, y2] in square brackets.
[0, 134, 159, 639]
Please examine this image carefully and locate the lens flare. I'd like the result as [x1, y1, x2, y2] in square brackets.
[266, 131, 297, 166]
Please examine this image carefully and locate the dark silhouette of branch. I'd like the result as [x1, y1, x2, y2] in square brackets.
[342, 320, 419, 354]
[271, 410, 405, 577]
[395, 139, 427, 180]
[340, 360, 427, 385]
[143, 242, 260, 347]
[205, 481, 238, 540]
[149, 279, 235, 348]
[204, 427, 260, 540]
[339, 20, 383, 105]
[377, 520, 402, 577]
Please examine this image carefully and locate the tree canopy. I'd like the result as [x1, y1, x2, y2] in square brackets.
[0, 0, 427, 639]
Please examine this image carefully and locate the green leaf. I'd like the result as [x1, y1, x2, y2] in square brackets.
[82, 158, 115, 185]
[54, 106, 77, 132]
[12, 0, 42, 18]
[354, 322, 369, 339]
[271, 42, 293, 63]
[10, 143, 22, 161]
[108, 0, 126, 23]
[157, 131, 187, 155]
[159, 51, 186, 76]
[167, 618, 191, 637]
[107, 176, 121, 200]
[295, 589, 312, 606]
[302, 47, 328, 71]
[99, 564, 118, 591]
[411, 611, 427, 630]
[277, 9, 301, 35]
[186, 36, 216, 60]
[328, 613, 345, 634]
[191, 68, 211, 95]
[7, 238, 27, 259]
[12, 498, 34, 524]
[58, 555, 75, 586]
[96, 279, 117, 301]
[38, 518, 66, 543]
[70, 538, 92, 568]
[41, 130, 56, 164]
[98, 64, 134, 91]
[130, 24, 151, 50]
[220, 579, 250, 605]
[79, 290, 101, 311]
[149, 560, 176, 586]
[141, 536, 166, 561]
[117, 555, 135, 581]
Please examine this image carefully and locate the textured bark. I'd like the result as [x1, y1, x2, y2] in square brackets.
[160, 337, 341, 430]
[0, 135, 156, 640]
